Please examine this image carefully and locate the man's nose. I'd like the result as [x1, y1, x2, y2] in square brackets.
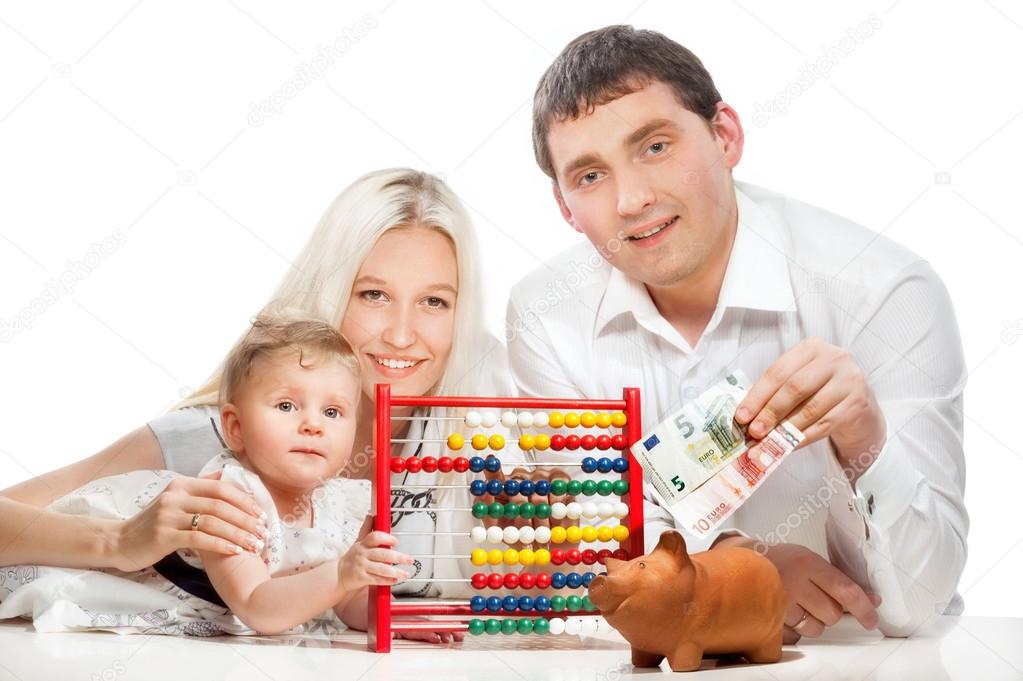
[617, 168, 656, 217]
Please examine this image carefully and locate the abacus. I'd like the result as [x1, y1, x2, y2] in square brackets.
[368, 385, 643, 652]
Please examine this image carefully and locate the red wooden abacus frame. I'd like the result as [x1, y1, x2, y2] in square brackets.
[368, 385, 643, 652]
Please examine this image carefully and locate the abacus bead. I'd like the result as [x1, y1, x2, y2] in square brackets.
[582, 617, 599, 633]
[486, 479, 503, 496]
[501, 411, 518, 428]
[535, 596, 552, 613]
[613, 525, 630, 542]
[534, 549, 551, 566]
[481, 412, 498, 428]
[613, 456, 629, 473]
[547, 411, 565, 428]
[551, 549, 567, 565]
[519, 572, 536, 589]
[549, 617, 566, 635]
[597, 503, 614, 520]
[405, 457, 423, 473]
[470, 526, 487, 544]
[503, 502, 520, 519]
[551, 571, 567, 588]
[471, 572, 488, 589]
[595, 412, 613, 428]
[488, 573, 504, 589]
[518, 596, 534, 612]
[550, 526, 567, 544]
[501, 618, 518, 635]
[465, 411, 482, 428]
[567, 480, 583, 496]
[534, 526, 552, 543]
[582, 595, 596, 612]
[534, 480, 550, 496]
[454, 457, 470, 472]
[551, 595, 567, 611]
[611, 435, 627, 451]
[567, 549, 582, 565]
[550, 479, 568, 496]
[615, 502, 630, 518]
[471, 434, 488, 450]
[582, 572, 595, 587]
[438, 456, 453, 472]
[596, 480, 614, 496]
[581, 457, 597, 473]
[471, 549, 487, 565]
[489, 434, 505, 451]
[565, 412, 581, 428]
[503, 573, 519, 589]
[612, 548, 630, 561]
[447, 433, 465, 451]
[469, 618, 485, 635]
[596, 435, 612, 450]
[550, 502, 568, 519]
[390, 457, 406, 474]
[597, 549, 613, 564]
[504, 549, 519, 565]
[518, 480, 535, 496]
[502, 596, 518, 612]
[535, 503, 552, 520]
[519, 548, 535, 566]
[472, 502, 488, 519]
[518, 434, 535, 450]
[421, 456, 438, 473]
[565, 618, 582, 635]
[581, 480, 598, 496]
[613, 479, 629, 496]
[596, 457, 614, 473]
[611, 412, 628, 427]
[484, 456, 502, 473]
[469, 456, 486, 472]
[517, 618, 534, 635]
[517, 412, 534, 428]
[565, 435, 581, 450]
[567, 595, 583, 612]
[533, 434, 550, 451]
[470, 479, 486, 497]
[504, 479, 520, 497]
[566, 502, 582, 519]
[581, 549, 598, 565]
[533, 616, 550, 634]
[533, 411, 549, 427]
[580, 435, 597, 450]
[485, 618, 502, 634]
[550, 434, 566, 451]
[580, 411, 597, 428]
[566, 572, 582, 588]
[488, 549, 504, 565]
[535, 573, 552, 588]
[488, 502, 504, 519]
[580, 524, 598, 542]
[470, 595, 486, 612]
[565, 526, 582, 543]
[487, 526, 504, 544]
[519, 502, 536, 520]
[503, 526, 520, 544]
[597, 526, 614, 542]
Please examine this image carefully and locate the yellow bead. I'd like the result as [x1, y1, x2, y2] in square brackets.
[595, 413, 613, 429]
[534, 434, 551, 450]
[564, 412, 581, 428]
[471, 548, 487, 565]
[580, 411, 597, 428]
[504, 549, 519, 566]
[519, 434, 536, 450]
[613, 525, 630, 542]
[518, 548, 535, 566]
[581, 526, 598, 543]
[548, 411, 565, 428]
[487, 549, 504, 565]
[447, 433, 465, 450]
[565, 526, 583, 543]
[472, 434, 488, 450]
[597, 526, 614, 542]
[534, 548, 551, 566]
[550, 526, 567, 544]
[489, 434, 505, 450]
[611, 412, 627, 427]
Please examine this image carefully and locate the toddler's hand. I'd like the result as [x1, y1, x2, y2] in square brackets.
[339, 531, 412, 590]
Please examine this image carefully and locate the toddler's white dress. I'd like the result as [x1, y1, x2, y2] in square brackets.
[0, 452, 370, 636]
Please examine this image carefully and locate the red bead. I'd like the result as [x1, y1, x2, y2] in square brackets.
[580, 435, 597, 450]
[535, 572, 552, 588]
[596, 549, 613, 565]
[611, 434, 627, 450]
[437, 456, 453, 472]
[565, 435, 581, 450]
[581, 549, 598, 565]
[471, 573, 488, 590]
[550, 434, 566, 451]
[453, 457, 470, 472]
[504, 573, 520, 589]
[566, 549, 582, 565]
[596, 435, 612, 451]
[390, 457, 406, 474]
[420, 456, 438, 473]
[612, 549, 630, 561]
[550, 549, 567, 565]
[519, 573, 536, 589]
[405, 457, 423, 473]
[488, 573, 504, 590]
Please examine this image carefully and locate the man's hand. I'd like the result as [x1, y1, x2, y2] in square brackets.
[735, 337, 886, 482]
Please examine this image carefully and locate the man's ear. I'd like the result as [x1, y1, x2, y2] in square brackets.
[220, 404, 244, 454]
[552, 181, 583, 234]
[709, 102, 744, 171]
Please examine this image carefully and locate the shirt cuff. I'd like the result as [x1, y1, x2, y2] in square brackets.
[850, 423, 926, 533]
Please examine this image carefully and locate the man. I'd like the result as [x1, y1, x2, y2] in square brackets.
[507, 25, 967, 642]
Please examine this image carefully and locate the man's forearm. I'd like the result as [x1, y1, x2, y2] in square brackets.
[0, 496, 118, 569]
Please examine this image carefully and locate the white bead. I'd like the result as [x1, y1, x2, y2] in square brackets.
[566, 502, 582, 520]
[581, 502, 598, 518]
[581, 618, 599, 634]
[597, 502, 614, 519]
[503, 526, 520, 544]
[501, 411, 518, 428]
[534, 526, 552, 543]
[548, 617, 566, 635]
[480, 411, 497, 428]
[565, 618, 582, 635]
[487, 526, 504, 544]
[470, 526, 487, 544]
[517, 412, 534, 428]
[518, 526, 535, 544]
[529, 411, 546, 428]
[595, 617, 611, 633]
[550, 502, 568, 520]
[464, 411, 481, 428]
[614, 502, 630, 519]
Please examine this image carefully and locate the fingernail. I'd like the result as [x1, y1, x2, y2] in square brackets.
[751, 420, 766, 435]
[251, 537, 265, 552]
[230, 544, 243, 554]
[258, 510, 268, 521]
[736, 407, 750, 423]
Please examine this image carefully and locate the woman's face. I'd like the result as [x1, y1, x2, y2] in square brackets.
[341, 227, 458, 403]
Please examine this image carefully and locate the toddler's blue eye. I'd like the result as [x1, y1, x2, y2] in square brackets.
[277, 402, 295, 412]
[324, 407, 340, 418]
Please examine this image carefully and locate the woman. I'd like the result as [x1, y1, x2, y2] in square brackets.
[0, 169, 518, 642]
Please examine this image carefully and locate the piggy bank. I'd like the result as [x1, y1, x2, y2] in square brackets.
[588, 530, 784, 672]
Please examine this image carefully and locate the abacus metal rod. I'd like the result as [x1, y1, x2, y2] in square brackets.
[391, 462, 616, 467]
[397, 578, 470, 583]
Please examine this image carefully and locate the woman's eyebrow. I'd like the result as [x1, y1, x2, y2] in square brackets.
[426, 284, 457, 295]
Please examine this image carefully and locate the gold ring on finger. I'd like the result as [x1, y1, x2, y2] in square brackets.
[190, 513, 201, 531]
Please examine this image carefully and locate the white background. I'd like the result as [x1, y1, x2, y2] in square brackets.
[1, 0, 1021, 618]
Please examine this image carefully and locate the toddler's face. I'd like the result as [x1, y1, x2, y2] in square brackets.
[221, 352, 360, 494]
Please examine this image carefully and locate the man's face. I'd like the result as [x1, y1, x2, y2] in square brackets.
[547, 80, 742, 288]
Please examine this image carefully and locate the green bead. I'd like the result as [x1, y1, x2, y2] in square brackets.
[596, 480, 614, 496]
[567, 480, 583, 496]
[533, 617, 550, 635]
[468, 618, 486, 635]
[519, 502, 535, 519]
[517, 618, 533, 634]
[550, 479, 567, 495]
[567, 595, 583, 612]
[581, 480, 598, 496]
[472, 502, 488, 518]
[551, 596, 566, 612]
[535, 503, 551, 519]
[613, 479, 629, 496]
[582, 596, 596, 612]
[485, 618, 502, 635]
[503, 502, 520, 519]
[488, 502, 505, 519]
[501, 618, 518, 635]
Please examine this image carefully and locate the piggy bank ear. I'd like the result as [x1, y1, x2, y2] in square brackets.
[654, 530, 691, 567]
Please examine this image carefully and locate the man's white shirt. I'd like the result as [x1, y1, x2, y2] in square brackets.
[506, 181, 968, 636]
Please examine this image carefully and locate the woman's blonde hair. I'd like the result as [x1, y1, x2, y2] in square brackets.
[175, 168, 490, 410]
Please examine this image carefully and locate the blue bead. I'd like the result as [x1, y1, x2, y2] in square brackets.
[566, 572, 583, 588]
[582, 572, 595, 587]
[484, 456, 502, 473]
[597, 457, 613, 473]
[551, 572, 567, 589]
[534, 596, 551, 612]
[486, 479, 503, 495]
[534, 480, 550, 496]
[504, 479, 520, 496]
[470, 596, 486, 612]
[470, 480, 486, 496]
[612, 457, 628, 473]
[502, 596, 518, 612]
[517, 596, 534, 612]
[519, 479, 535, 496]
[486, 596, 502, 612]
[470, 457, 486, 473]
[581, 457, 598, 473]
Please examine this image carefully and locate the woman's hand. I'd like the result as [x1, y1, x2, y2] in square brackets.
[339, 531, 413, 590]
[110, 470, 268, 572]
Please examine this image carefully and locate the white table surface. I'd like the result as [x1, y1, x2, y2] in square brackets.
[0, 615, 1020, 680]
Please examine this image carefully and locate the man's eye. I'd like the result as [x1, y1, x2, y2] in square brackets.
[580, 171, 601, 186]
[277, 401, 295, 412]
[648, 142, 666, 154]
[324, 407, 341, 419]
